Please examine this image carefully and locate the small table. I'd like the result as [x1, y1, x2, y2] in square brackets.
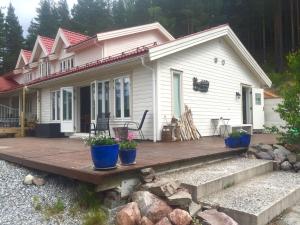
[211, 118, 231, 137]
[113, 127, 128, 140]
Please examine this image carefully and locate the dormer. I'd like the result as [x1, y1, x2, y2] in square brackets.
[15, 49, 32, 69]
[29, 35, 55, 63]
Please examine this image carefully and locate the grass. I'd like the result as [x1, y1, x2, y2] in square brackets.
[32, 196, 65, 220]
[32, 196, 42, 211]
[82, 209, 107, 225]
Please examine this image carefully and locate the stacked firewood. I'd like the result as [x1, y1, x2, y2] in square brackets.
[176, 105, 201, 141]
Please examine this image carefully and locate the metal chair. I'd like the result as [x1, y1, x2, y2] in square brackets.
[89, 112, 111, 137]
[124, 110, 149, 140]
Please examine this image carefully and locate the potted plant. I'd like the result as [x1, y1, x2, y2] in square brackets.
[239, 130, 251, 147]
[118, 132, 138, 165]
[84, 135, 119, 170]
[225, 131, 241, 148]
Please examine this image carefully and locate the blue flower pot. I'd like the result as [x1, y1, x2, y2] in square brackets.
[225, 137, 240, 148]
[240, 134, 251, 147]
[119, 149, 136, 165]
[91, 144, 119, 169]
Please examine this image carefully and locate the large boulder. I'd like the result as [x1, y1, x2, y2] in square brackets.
[197, 209, 238, 225]
[116, 202, 141, 225]
[274, 148, 290, 163]
[259, 144, 273, 152]
[280, 161, 293, 171]
[168, 209, 192, 225]
[188, 201, 202, 216]
[142, 179, 179, 197]
[132, 191, 172, 223]
[167, 190, 192, 208]
[287, 153, 297, 164]
[294, 162, 300, 172]
[140, 216, 154, 225]
[254, 151, 273, 160]
[155, 217, 172, 225]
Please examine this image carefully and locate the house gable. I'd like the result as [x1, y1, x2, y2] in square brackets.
[30, 36, 54, 63]
[15, 49, 32, 69]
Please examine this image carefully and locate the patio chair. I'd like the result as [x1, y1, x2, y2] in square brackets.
[89, 112, 111, 137]
[124, 110, 149, 140]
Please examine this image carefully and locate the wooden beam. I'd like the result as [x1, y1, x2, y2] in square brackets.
[20, 87, 26, 137]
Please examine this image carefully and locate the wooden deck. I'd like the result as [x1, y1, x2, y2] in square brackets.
[0, 134, 277, 185]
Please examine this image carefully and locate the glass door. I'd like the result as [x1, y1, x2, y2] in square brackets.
[60, 87, 74, 132]
[91, 81, 110, 122]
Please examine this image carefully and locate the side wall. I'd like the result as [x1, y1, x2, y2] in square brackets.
[39, 64, 154, 139]
[156, 38, 262, 138]
[264, 98, 285, 128]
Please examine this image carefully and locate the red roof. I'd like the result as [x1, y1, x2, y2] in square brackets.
[61, 28, 90, 45]
[0, 77, 21, 92]
[39, 36, 55, 54]
[22, 50, 32, 62]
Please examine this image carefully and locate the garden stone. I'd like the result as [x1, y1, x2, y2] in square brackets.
[132, 191, 172, 223]
[140, 216, 154, 225]
[254, 151, 273, 160]
[274, 148, 289, 163]
[141, 168, 156, 183]
[166, 190, 192, 207]
[197, 209, 238, 225]
[247, 146, 259, 154]
[259, 144, 273, 152]
[287, 153, 297, 164]
[32, 177, 45, 186]
[188, 201, 202, 216]
[116, 202, 141, 225]
[281, 161, 293, 171]
[23, 174, 34, 185]
[274, 146, 291, 156]
[155, 217, 172, 225]
[168, 209, 192, 225]
[294, 162, 300, 172]
[143, 179, 179, 197]
[296, 154, 300, 162]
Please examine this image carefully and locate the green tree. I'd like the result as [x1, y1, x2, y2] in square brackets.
[56, 0, 71, 29]
[3, 3, 23, 72]
[71, 0, 113, 35]
[0, 8, 5, 74]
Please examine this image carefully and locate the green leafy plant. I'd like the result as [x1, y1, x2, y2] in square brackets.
[83, 209, 107, 225]
[229, 131, 241, 138]
[32, 196, 42, 211]
[84, 135, 117, 146]
[119, 132, 138, 150]
[44, 198, 65, 219]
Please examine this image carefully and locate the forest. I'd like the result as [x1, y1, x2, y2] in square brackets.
[0, 0, 298, 87]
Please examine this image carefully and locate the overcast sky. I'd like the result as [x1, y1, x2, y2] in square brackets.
[0, 0, 78, 36]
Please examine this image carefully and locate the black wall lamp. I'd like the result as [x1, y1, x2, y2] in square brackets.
[236, 92, 241, 99]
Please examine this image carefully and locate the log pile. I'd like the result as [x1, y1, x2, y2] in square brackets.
[177, 105, 201, 141]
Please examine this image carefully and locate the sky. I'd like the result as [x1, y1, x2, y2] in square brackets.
[0, 0, 78, 36]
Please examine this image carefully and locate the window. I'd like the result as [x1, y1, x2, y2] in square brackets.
[91, 82, 96, 120]
[39, 61, 50, 77]
[97, 81, 110, 115]
[114, 76, 131, 119]
[255, 93, 262, 105]
[62, 89, 72, 120]
[172, 70, 182, 118]
[24, 73, 32, 83]
[60, 57, 75, 72]
[50, 90, 60, 121]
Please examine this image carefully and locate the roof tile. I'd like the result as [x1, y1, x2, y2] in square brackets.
[61, 28, 90, 45]
[39, 36, 55, 54]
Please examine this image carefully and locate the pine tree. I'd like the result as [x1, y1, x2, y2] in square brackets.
[57, 0, 71, 29]
[0, 8, 5, 74]
[3, 3, 24, 73]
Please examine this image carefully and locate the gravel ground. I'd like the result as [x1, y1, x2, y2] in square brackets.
[0, 160, 84, 225]
[269, 203, 300, 225]
[202, 171, 300, 215]
[158, 157, 271, 186]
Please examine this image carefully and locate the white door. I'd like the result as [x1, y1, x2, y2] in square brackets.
[252, 88, 264, 129]
[60, 87, 74, 132]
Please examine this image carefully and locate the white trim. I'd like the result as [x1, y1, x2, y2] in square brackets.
[29, 36, 50, 63]
[15, 50, 28, 69]
[50, 28, 71, 54]
[96, 22, 175, 42]
[171, 69, 183, 119]
[149, 25, 272, 87]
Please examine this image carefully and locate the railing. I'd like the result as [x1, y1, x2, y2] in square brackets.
[0, 104, 19, 127]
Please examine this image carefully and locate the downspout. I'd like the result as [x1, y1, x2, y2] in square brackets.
[140, 56, 157, 142]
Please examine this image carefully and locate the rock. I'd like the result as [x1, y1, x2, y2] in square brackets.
[140, 216, 154, 225]
[188, 201, 202, 216]
[297, 154, 300, 162]
[116, 202, 141, 225]
[247, 146, 259, 154]
[23, 174, 34, 185]
[32, 177, 45, 186]
[287, 153, 297, 164]
[281, 161, 293, 171]
[143, 179, 179, 197]
[274, 148, 290, 163]
[294, 162, 300, 172]
[254, 151, 273, 160]
[259, 144, 273, 152]
[273, 161, 281, 171]
[168, 209, 192, 225]
[167, 190, 192, 207]
[285, 144, 300, 152]
[274, 146, 291, 156]
[155, 217, 172, 225]
[132, 191, 172, 223]
[197, 209, 238, 225]
[141, 168, 156, 183]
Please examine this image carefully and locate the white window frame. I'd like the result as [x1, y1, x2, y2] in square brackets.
[171, 70, 183, 119]
[24, 73, 32, 83]
[39, 61, 50, 77]
[114, 76, 131, 120]
[50, 90, 61, 121]
[60, 57, 75, 72]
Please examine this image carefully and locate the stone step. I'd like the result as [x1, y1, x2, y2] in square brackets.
[158, 158, 274, 201]
[200, 171, 300, 225]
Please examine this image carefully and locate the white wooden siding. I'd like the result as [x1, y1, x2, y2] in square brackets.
[156, 38, 262, 138]
[264, 98, 285, 128]
[40, 88, 51, 123]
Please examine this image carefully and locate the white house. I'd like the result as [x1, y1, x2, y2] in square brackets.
[264, 90, 285, 129]
[0, 22, 272, 141]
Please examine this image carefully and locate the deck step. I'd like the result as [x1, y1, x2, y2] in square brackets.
[200, 171, 300, 225]
[158, 158, 274, 201]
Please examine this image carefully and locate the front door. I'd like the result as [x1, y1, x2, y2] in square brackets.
[252, 88, 264, 129]
[60, 87, 74, 132]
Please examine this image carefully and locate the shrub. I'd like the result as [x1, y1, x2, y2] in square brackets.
[84, 135, 117, 146]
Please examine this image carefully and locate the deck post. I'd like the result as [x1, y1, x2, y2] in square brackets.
[20, 87, 26, 137]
